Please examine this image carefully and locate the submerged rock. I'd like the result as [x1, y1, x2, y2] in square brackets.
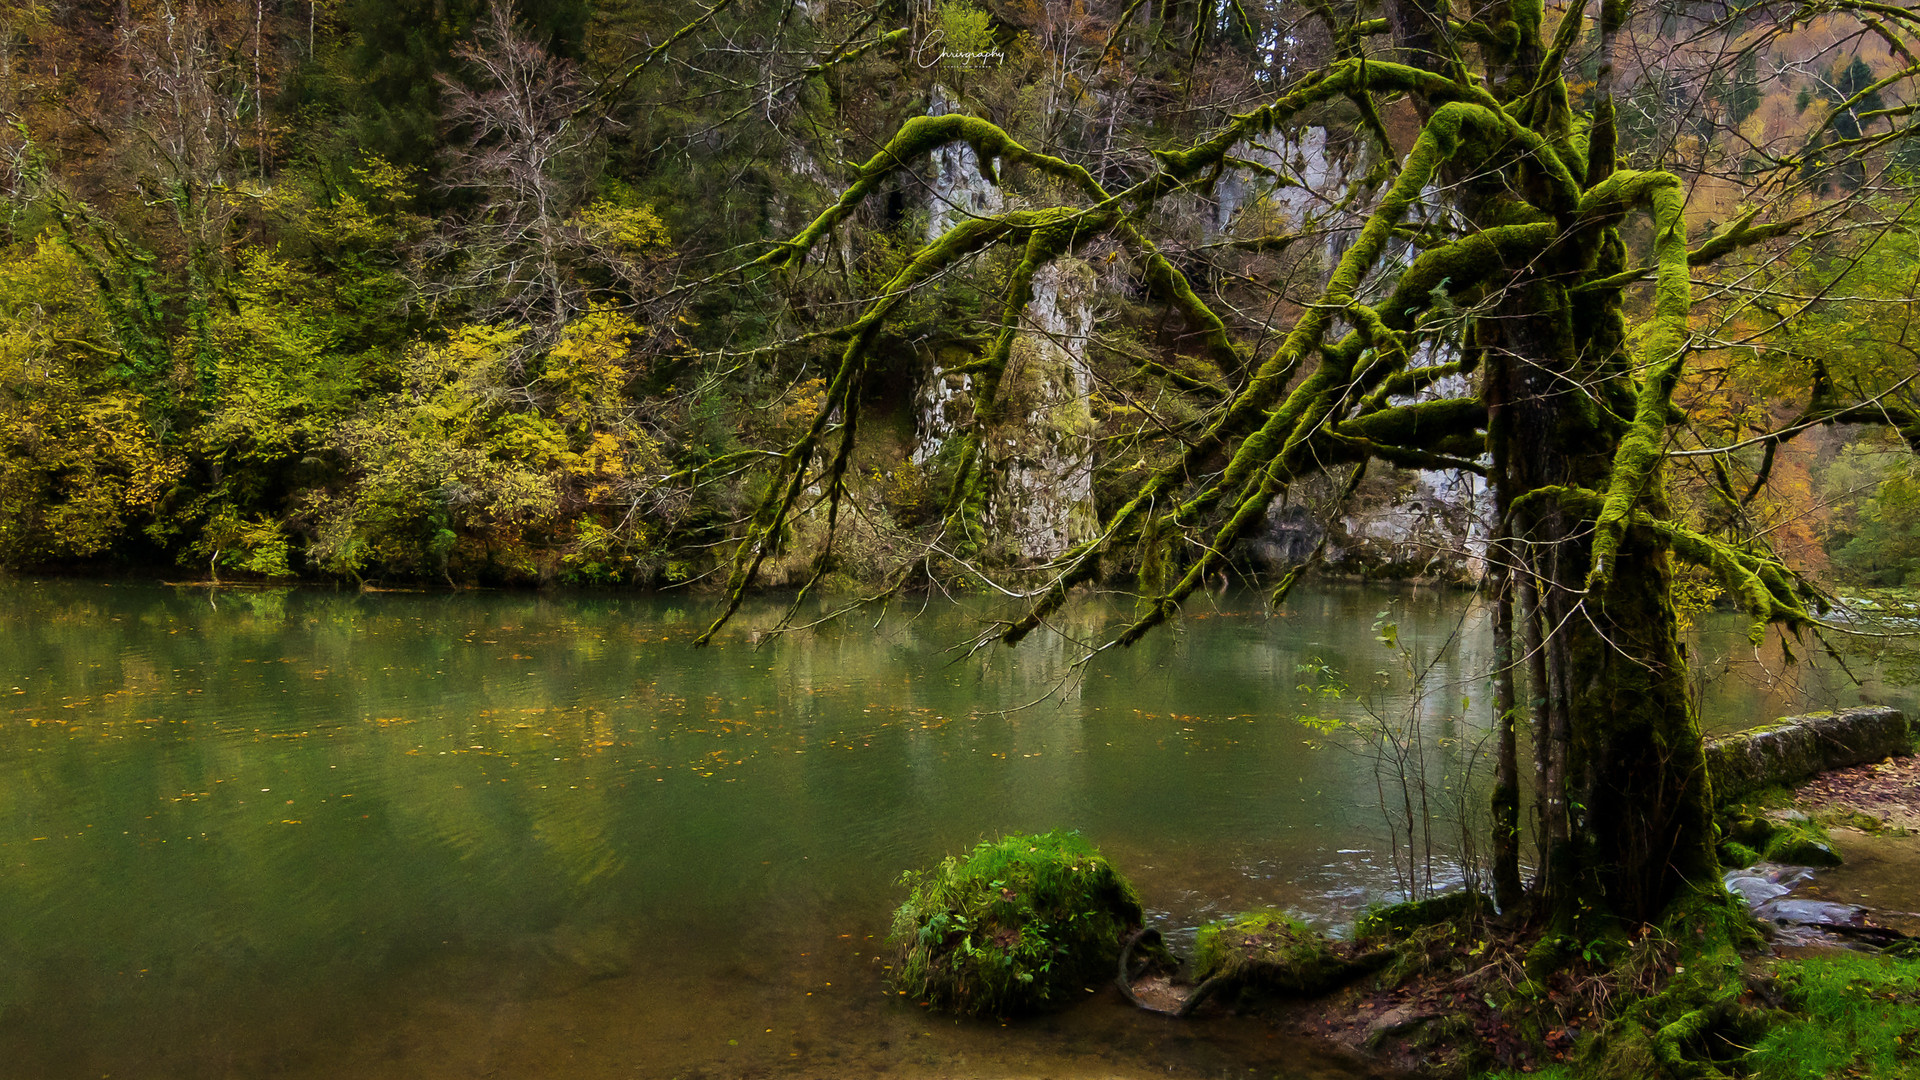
[1723, 863, 1908, 949]
[1722, 863, 1815, 908]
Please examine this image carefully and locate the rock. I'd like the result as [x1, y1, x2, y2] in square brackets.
[1768, 835, 1842, 867]
[1191, 910, 1347, 996]
[1723, 862, 1909, 950]
[1364, 1003, 1442, 1042]
[1721, 804, 1846, 867]
[1354, 892, 1490, 940]
[1753, 897, 1874, 929]
[911, 91, 1099, 562]
[926, 84, 1002, 239]
[1721, 870, 1790, 908]
[888, 830, 1149, 1018]
[1706, 706, 1912, 800]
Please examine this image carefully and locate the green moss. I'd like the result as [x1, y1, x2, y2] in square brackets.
[1354, 892, 1491, 940]
[1191, 909, 1346, 994]
[888, 830, 1145, 1018]
[1579, 889, 1769, 1079]
[1819, 809, 1886, 833]
[1717, 804, 1840, 866]
[1583, 175, 1691, 596]
[1749, 953, 1920, 1080]
[1763, 819, 1842, 867]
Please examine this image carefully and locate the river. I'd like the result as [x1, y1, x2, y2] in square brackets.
[0, 580, 1900, 1079]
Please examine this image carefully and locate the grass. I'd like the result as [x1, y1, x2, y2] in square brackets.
[1749, 953, 1920, 1080]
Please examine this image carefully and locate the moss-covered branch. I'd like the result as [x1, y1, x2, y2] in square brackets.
[1584, 172, 1688, 594]
[1517, 484, 1813, 641]
[756, 116, 1108, 272]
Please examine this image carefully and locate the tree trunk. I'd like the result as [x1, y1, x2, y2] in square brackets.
[1383, 0, 1718, 927]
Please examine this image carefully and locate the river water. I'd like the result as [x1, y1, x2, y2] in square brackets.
[0, 580, 1899, 1080]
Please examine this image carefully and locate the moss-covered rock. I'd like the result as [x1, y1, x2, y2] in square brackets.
[1764, 825, 1841, 867]
[1716, 840, 1761, 868]
[1716, 805, 1842, 867]
[1192, 909, 1347, 995]
[1354, 891, 1491, 940]
[888, 830, 1145, 1018]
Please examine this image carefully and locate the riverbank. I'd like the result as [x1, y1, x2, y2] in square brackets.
[1188, 747, 1920, 1080]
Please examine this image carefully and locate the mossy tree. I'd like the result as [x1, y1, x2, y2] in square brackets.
[698, 0, 1920, 931]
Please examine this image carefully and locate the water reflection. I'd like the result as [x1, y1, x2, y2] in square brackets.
[0, 581, 1900, 1079]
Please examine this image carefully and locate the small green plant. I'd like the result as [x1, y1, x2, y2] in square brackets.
[1298, 606, 1493, 904]
[888, 830, 1146, 1018]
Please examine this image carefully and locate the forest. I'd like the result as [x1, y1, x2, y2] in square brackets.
[0, 0, 1913, 597]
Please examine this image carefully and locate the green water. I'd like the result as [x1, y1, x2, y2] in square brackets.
[0, 581, 1898, 1080]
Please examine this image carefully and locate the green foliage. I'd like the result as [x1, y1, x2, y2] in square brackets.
[888, 830, 1145, 1018]
[1750, 954, 1920, 1080]
[932, 0, 996, 65]
[1827, 439, 1920, 585]
[0, 241, 180, 565]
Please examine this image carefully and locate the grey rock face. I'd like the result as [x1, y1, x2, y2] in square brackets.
[911, 89, 1095, 564]
[927, 85, 1002, 240]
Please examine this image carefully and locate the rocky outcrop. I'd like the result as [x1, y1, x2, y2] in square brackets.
[1243, 467, 1490, 584]
[912, 91, 1098, 564]
[1215, 131, 1489, 583]
[926, 84, 1002, 239]
[1706, 707, 1913, 800]
[985, 258, 1100, 562]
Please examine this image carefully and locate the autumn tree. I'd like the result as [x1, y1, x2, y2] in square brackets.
[694, 0, 1920, 938]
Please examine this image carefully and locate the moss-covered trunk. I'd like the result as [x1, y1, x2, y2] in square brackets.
[1488, 270, 1717, 925]
[1557, 525, 1719, 923]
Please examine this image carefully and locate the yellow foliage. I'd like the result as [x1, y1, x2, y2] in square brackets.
[546, 305, 641, 430]
[0, 241, 181, 564]
[567, 200, 670, 254]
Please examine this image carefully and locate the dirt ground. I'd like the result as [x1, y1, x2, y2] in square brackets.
[1793, 752, 1920, 831]
[1788, 752, 1920, 937]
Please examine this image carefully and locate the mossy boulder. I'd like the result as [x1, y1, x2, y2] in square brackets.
[1763, 821, 1841, 867]
[1717, 806, 1842, 867]
[1354, 891, 1491, 940]
[888, 830, 1145, 1018]
[1192, 910, 1347, 995]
